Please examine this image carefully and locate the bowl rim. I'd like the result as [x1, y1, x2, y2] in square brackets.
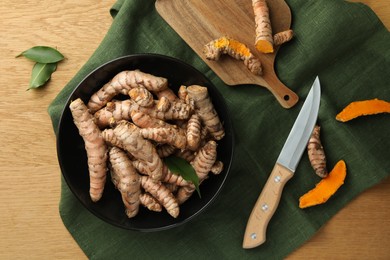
[56, 53, 235, 231]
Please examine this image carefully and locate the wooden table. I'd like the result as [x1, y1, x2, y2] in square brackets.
[0, 0, 388, 258]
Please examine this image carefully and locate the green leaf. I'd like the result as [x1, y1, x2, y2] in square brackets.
[164, 156, 201, 198]
[17, 46, 64, 63]
[28, 62, 57, 90]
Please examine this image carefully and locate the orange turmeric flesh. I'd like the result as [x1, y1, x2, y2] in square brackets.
[299, 160, 346, 209]
[336, 98, 390, 122]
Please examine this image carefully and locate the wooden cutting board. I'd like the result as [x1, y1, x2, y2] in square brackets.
[155, 0, 299, 108]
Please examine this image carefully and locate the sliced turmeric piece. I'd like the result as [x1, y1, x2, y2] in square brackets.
[299, 160, 347, 209]
[336, 98, 390, 122]
[203, 36, 262, 75]
[252, 0, 274, 53]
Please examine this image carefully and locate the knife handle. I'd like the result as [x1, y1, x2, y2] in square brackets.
[242, 163, 294, 249]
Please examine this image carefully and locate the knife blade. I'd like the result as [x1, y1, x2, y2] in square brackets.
[242, 76, 321, 249]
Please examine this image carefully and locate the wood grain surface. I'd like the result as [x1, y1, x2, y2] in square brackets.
[0, 0, 388, 259]
[156, 0, 299, 109]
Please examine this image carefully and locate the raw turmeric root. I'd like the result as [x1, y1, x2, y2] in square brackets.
[69, 98, 108, 202]
[273, 29, 294, 46]
[156, 144, 177, 158]
[129, 86, 154, 107]
[109, 147, 141, 218]
[186, 114, 202, 151]
[94, 99, 192, 129]
[87, 70, 168, 113]
[139, 193, 162, 212]
[210, 160, 224, 175]
[113, 121, 163, 180]
[203, 36, 262, 75]
[156, 96, 171, 112]
[307, 125, 328, 178]
[133, 160, 189, 186]
[252, 0, 274, 53]
[140, 175, 179, 218]
[140, 127, 187, 150]
[299, 160, 347, 209]
[191, 140, 218, 181]
[130, 110, 170, 129]
[176, 140, 218, 204]
[336, 98, 390, 122]
[94, 100, 133, 129]
[155, 88, 179, 102]
[186, 85, 225, 140]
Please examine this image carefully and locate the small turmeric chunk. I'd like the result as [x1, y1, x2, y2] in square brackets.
[69, 98, 108, 202]
[299, 160, 347, 209]
[307, 125, 328, 178]
[203, 36, 262, 75]
[252, 0, 274, 53]
[273, 29, 294, 46]
[336, 98, 390, 122]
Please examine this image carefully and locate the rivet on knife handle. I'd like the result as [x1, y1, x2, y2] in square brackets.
[242, 163, 293, 249]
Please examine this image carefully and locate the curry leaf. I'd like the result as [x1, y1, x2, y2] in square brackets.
[164, 156, 201, 198]
[17, 46, 64, 63]
[28, 62, 57, 90]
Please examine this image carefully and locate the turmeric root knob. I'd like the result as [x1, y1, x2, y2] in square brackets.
[69, 98, 108, 202]
[307, 125, 328, 178]
[87, 70, 168, 113]
[139, 193, 162, 212]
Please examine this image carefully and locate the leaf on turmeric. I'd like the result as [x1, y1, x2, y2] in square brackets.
[164, 156, 201, 197]
[336, 98, 390, 122]
[299, 160, 347, 209]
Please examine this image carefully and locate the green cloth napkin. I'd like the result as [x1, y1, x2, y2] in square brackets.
[48, 0, 390, 258]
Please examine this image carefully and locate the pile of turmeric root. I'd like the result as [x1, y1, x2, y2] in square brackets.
[69, 69, 225, 218]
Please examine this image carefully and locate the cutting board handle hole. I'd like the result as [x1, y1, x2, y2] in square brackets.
[284, 95, 290, 101]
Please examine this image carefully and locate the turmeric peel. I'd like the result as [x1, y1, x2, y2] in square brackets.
[299, 160, 347, 209]
[336, 98, 390, 122]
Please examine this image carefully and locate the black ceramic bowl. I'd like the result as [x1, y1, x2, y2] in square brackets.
[56, 54, 234, 231]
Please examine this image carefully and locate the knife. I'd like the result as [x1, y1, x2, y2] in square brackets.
[242, 76, 321, 249]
